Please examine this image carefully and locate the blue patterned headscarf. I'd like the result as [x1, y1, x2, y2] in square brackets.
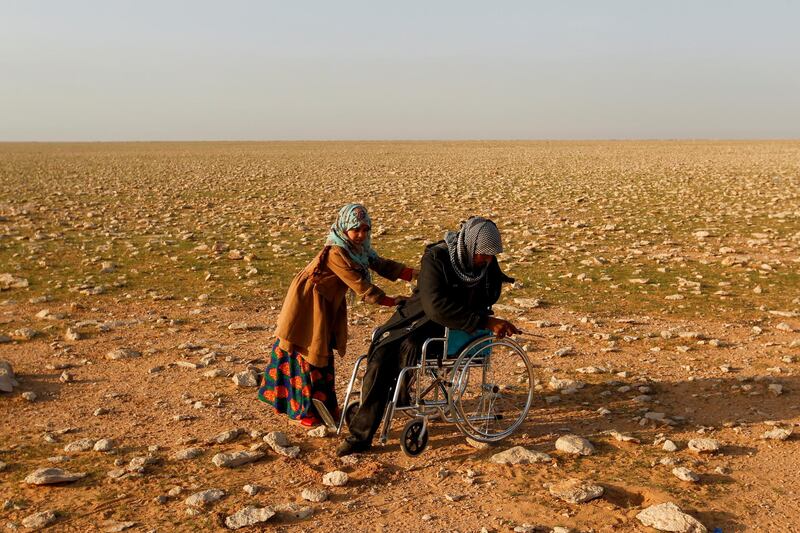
[326, 203, 378, 280]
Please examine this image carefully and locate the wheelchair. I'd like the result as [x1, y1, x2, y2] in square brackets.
[334, 326, 536, 457]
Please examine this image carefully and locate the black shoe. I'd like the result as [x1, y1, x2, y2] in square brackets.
[336, 438, 371, 457]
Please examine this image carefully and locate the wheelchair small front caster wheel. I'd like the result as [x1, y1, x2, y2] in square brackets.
[343, 401, 360, 427]
[400, 418, 428, 457]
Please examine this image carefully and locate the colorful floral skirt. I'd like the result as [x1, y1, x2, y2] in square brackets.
[257, 339, 337, 420]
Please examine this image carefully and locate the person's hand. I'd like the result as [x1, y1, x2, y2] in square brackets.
[393, 295, 409, 305]
[410, 268, 419, 281]
[485, 317, 521, 339]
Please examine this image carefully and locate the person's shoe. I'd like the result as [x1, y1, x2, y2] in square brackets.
[300, 415, 322, 427]
[336, 438, 371, 457]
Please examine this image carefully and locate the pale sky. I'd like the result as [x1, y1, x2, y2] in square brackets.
[2, 0, 799, 141]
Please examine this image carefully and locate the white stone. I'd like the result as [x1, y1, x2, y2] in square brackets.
[224, 506, 275, 529]
[212, 450, 265, 468]
[24, 467, 87, 485]
[173, 448, 203, 460]
[322, 470, 349, 487]
[554, 346, 576, 357]
[22, 391, 37, 402]
[662, 440, 678, 452]
[555, 435, 595, 456]
[636, 502, 707, 532]
[211, 428, 244, 444]
[490, 446, 552, 465]
[184, 488, 225, 507]
[93, 438, 115, 452]
[307, 425, 329, 438]
[243, 484, 261, 496]
[22, 510, 58, 529]
[272, 503, 314, 520]
[549, 478, 604, 504]
[105, 347, 141, 360]
[63, 438, 95, 452]
[264, 431, 300, 458]
[768, 383, 784, 396]
[232, 370, 259, 387]
[687, 438, 721, 454]
[761, 427, 792, 441]
[301, 487, 329, 502]
[672, 467, 699, 482]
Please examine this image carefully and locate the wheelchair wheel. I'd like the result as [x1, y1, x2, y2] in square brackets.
[343, 401, 360, 427]
[400, 418, 428, 457]
[449, 337, 535, 443]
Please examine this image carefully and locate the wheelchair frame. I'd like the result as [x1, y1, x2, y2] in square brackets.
[337, 326, 534, 456]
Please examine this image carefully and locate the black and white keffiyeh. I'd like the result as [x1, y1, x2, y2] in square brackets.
[443, 217, 503, 286]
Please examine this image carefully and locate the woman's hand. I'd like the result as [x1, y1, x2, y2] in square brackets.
[399, 267, 419, 282]
[378, 295, 409, 307]
[485, 317, 521, 338]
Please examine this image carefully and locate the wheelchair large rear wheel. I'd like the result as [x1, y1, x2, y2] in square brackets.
[449, 337, 535, 442]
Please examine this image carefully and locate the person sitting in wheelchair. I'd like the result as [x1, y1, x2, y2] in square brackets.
[337, 216, 520, 456]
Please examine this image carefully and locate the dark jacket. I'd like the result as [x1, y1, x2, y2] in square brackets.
[369, 241, 514, 357]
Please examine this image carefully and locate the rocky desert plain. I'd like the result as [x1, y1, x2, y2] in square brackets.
[1, 140, 799, 532]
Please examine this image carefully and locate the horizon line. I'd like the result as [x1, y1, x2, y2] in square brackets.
[2, 137, 799, 144]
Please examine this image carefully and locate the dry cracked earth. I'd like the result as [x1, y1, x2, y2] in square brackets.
[1, 141, 799, 532]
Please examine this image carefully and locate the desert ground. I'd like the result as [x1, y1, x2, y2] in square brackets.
[1, 141, 799, 532]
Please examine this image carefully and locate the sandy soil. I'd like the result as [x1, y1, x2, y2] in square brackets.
[1, 141, 799, 532]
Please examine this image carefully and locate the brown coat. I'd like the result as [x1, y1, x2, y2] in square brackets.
[274, 246, 406, 367]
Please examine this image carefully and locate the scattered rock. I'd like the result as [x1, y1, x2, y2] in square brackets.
[126, 454, 160, 473]
[211, 450, 265, 468]
[322, 470, 349, 487]
[554, 346, 576, 357]
[11, 328, 39, 341]
[21, 391, 37, 402]
[555, 435, 595, 456]
[672, 467, 700, 482]
[243, 484, 262, 496]
[490, 446, 552, 465]
[0, 360, 19, 392]
[687, 438, 721, 454]
[232, 370, 259, 387]
[105, 348, 141, 360]
[301, 487, 330, 502]
[513, 298, 542, 309]
[224, 506, 275, 530]
[101, 520, 136, 532]
[264, 431, 300, 458]
[0, 273, 29, 289]
[63, 438, 95, 452]
[761, 427, 792, 441]
[93, 438, 115, 452]
[24, 467, 87, 485]
[607, 430, 640, 443]
[466, 437, 492, 450]
[211, 428, 244, 444]
[662, 440, 678, 452]
[272, 503, 314, 520]
[636, 502, 707, 532]
[768, 383, 784, 396]
[64, 328, 82, 341]
[22, 510, 58, 529]
[307, 425, 329, 438]
[173, 448, 203, 461]
[184, 488, 225, 507]
[549, 478, 604, 504]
